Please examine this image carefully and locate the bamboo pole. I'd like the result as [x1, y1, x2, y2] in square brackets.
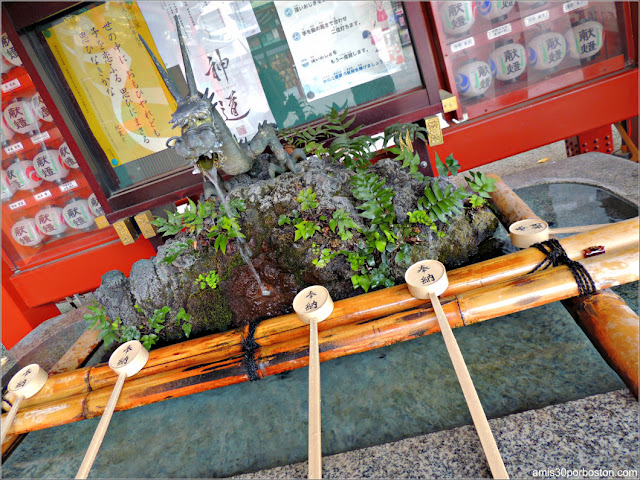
[488, 174, 639, 398]
[4, 246, 637, 437]
[16, 217, 639, 412]
[562, 291, 639, 398]
[486, 174, 538, 227]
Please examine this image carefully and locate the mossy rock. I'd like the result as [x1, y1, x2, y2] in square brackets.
[94, 155, 500, 344]
[186, 288, 233, 334]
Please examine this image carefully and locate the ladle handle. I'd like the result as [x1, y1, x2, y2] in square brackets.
[549, 223, 609, 234]
[0, 395, 24, 445]
[76, 373, 127, 479]
[429, 292, 509, 479]
[308, 318, 322, 479]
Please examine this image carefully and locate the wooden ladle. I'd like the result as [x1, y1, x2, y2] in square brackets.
[1, 364, 48, 444]
[509, 218, 609, 248]
[405, 260, 509, 479]
[293, 285, 334, 479]
[76, 340, 149, 479]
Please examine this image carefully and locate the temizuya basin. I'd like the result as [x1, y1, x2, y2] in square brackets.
[2, 182, 637, 478]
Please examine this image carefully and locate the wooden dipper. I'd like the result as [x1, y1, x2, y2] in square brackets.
[76, 340, 149, 479]
[405, 260, 509, 479]
[509, 219, 609, 248]
[293, 286, 334, 479]
[1, 364, 48, 444]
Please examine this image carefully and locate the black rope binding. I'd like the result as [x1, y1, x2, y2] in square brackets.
[528, 239, 597, 296]
[241, 319, 262, 381]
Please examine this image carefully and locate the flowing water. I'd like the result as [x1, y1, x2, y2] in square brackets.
[202, 168, 271, 297]
[2, 183, 637, 478]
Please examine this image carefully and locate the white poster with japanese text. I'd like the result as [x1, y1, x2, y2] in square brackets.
[139, 1, 273, 140]
[275, 1, 405, 101]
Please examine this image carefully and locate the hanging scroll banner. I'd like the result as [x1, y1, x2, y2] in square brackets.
[138, 1, 274, 140]
[43, 1, 178, 167]
[274, 0, 405, 101]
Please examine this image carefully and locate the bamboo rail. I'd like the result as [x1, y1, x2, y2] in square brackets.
[486, 174, 538, 227]
[13, 217, 639, 413]
[563, 291, 639, 398]
[488, 174, 639, 398]
[4, 245, 637, 437]
[2, 327, 101, 459]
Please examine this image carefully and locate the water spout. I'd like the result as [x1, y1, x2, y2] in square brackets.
[201, 168, 271, 297]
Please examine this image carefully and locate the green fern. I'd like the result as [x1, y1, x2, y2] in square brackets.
[435, 152, 460, 177]
[418, 180, 468, 224]
[464, 171, 497, 206]
[350, 172, 396, 225]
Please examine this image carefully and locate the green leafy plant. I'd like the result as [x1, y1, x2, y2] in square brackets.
[279, 106, 487, 293]
[383, 123, 431, 182]
[311, 243, 339, 268]
[329, 209, 358, 241]
[278, 214, 292, 226]
[151, 198, 216, 236]
[136, 305, 169, 334]
[133, 304, 169, 349]
[284, 106, 377, 169]
[418, 180, 468, 227]
[350, 172, 395, 225]
[386, 145, 425, 182]
[294, 220, 320, 241]
[140, 334, 158, 351]
[85, 302, 192, 351]
[151, 198, 246, 259]
[175, 307, 192, 338]
[435, 152, 461, 177]
[83, 303, 121, 348]
[207, 215, 245, 254]
[120, 325, 141, 342]
[218, 197, 246, 218]
[464, 171, 497, 207]
[160, 241, 189, 264]
[197, 270, 220, 290]
[297, 187, 319, 211]
[407, 209, 439, 235]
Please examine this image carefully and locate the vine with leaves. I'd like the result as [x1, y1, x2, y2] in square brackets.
[84, 302, 193, 351]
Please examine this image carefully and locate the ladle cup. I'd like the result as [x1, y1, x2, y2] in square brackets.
[509, 219, 609, 248]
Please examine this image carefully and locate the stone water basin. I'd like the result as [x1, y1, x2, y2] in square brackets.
[2, 182, 637, 478]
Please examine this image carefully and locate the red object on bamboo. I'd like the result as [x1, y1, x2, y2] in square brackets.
[584, 245, 606, 258]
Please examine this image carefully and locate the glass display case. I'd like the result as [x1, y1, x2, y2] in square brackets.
[1, 28, 117, 272]
[430, 1, 634, 120]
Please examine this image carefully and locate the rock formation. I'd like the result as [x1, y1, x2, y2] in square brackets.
[95, 155, 498, 341]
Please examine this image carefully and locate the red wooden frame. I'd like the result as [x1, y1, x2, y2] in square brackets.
[9, 234, 157, 308]
[2, 255, 60, 349]
[425, 67, 639, 173]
